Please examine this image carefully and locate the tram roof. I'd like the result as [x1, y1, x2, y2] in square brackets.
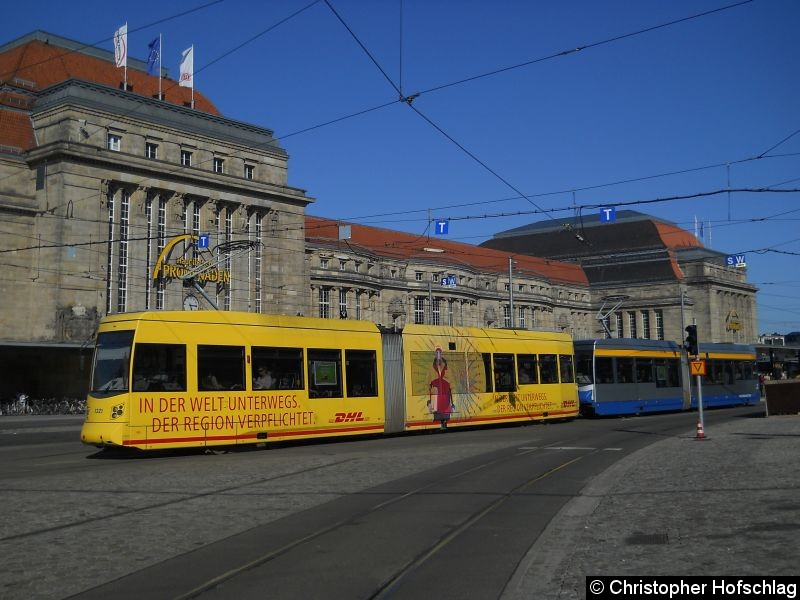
[99, 310, 381, 333]
[574, 338, 682, 352]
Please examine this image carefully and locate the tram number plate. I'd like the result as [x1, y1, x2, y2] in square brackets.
[690, 360, 706, 376]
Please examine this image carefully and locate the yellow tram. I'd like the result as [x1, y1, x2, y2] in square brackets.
[81, 312, 578, 450]
[394, 324, 578, 432]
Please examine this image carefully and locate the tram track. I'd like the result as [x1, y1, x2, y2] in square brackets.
[171, 439, 581, 600]
[368, 453, 587, 600]
[0, 457, 357, 543]
[151, 414, 738, 600]
[1, 407, 759, 600]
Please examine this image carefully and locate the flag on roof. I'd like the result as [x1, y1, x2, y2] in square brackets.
[146, 37, 160, 76]
[179, 46, 193, 88]
[113, 23, 127, 68]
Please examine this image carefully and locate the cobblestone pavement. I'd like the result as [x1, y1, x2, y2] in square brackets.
[503, 413, 800, 599]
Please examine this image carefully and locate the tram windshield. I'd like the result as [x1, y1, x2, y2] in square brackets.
[91, 330, 134, 396]
[575, 353, 593, 385]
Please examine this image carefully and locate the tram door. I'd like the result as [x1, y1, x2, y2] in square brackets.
[381, 332, 406, 433]
[681, 350, 692, 410]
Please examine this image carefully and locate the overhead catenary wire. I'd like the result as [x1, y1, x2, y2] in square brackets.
[3, 2, 794, 326]
[0, 0, 224, 81]
[323, 1, 556, 221]
[4, 0, 791, 232]
[0, 1, 322, 218]
[276, 0, 756, 141]
[5, 187, 800, 256]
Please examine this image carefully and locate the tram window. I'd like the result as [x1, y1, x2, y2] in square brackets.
[91, 330, 134, 395]
[345, 350, 377, 397]
[308, 349, 343, 398]
[724, 360, 735, 384]
[517, 354, 539, 384]
[736, 361, 753, 381]
[493, 354, 516, 392]
[482, 353, 493, 392]
[198, 345, 245, 391]
[575, 353, 592, 385]
[616, 357, 634, 384]
[252, 347, 303, 390]
[539, 354, 559, 384]
[132, 344, 186, 392]
[709, 360, 723, 385]
[635, 359, 654, 384]
[559, 355, 575, 384]
[595, 357, 614, 384]
[655, 359, 680, 388]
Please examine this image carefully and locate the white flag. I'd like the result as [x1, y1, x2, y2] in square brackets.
[113, 23, 127, 68]
[179, 46, 194, 88]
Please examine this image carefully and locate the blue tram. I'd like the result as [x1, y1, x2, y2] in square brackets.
[574, 338, 759, 416]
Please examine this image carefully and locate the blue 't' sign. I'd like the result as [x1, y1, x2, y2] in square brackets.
[600, 207, 616, 223]
[434, 220, 449, 235]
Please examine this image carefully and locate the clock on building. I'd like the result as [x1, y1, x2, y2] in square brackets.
[183, 295, 199, 311]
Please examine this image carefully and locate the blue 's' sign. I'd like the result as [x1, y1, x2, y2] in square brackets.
[726, 254, 746, 268]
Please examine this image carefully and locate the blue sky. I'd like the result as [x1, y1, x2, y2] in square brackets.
[3, 0, 799, 334]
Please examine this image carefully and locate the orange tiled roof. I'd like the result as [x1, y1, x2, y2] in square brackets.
[0, 39, 219, 115]
[306, 215, 589, 286]
[652, 221, 702, 250]
[0, 108, 35, 151]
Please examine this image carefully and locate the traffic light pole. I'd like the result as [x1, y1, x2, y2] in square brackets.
[696, 357, 705, 436]
[686, 321, 706, 438]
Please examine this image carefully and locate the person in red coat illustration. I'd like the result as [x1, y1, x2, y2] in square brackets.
[428, 349, 455, 430]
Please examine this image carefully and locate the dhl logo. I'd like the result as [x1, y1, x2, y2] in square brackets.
[333, 411, 365, 423]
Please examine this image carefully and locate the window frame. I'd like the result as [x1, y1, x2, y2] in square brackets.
[132, 343, 187, 392]
[517, 354, 539, 385]
[493, 353, 516, 392]
[107, 133, 122, 152]
[539, 354, 559, 384]
[252, 346, 304, 390]
[345, 349, 378, 397]
[197, 344, 245, 391]
[308, 348, 343, 398]
[559, 354, 575, 384]
[319, 288, 331, 319]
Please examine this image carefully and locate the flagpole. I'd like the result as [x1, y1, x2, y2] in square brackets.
[158, 33, 162, 99]
[191, 45, 195, 109]
[123, 22, 128, 90]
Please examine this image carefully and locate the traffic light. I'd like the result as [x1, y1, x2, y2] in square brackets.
[685, 325, 698, 356]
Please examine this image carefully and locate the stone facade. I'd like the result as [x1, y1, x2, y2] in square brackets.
[0, 79, 311, 346]
[481, 211, 758, 345]
[0, 33, 313, 398]
[305, 218, 596, 337]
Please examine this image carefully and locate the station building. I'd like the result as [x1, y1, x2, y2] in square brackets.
[0, 31, 759, 402]
[305, 215, 593, 334]
[481, 210, 758, 345]
[0, 32, 311, 399]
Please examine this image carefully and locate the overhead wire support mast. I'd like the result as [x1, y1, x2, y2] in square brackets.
[179, 240, 261, 310]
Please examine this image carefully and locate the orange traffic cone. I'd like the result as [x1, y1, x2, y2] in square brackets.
[695, 420, 706, 439]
